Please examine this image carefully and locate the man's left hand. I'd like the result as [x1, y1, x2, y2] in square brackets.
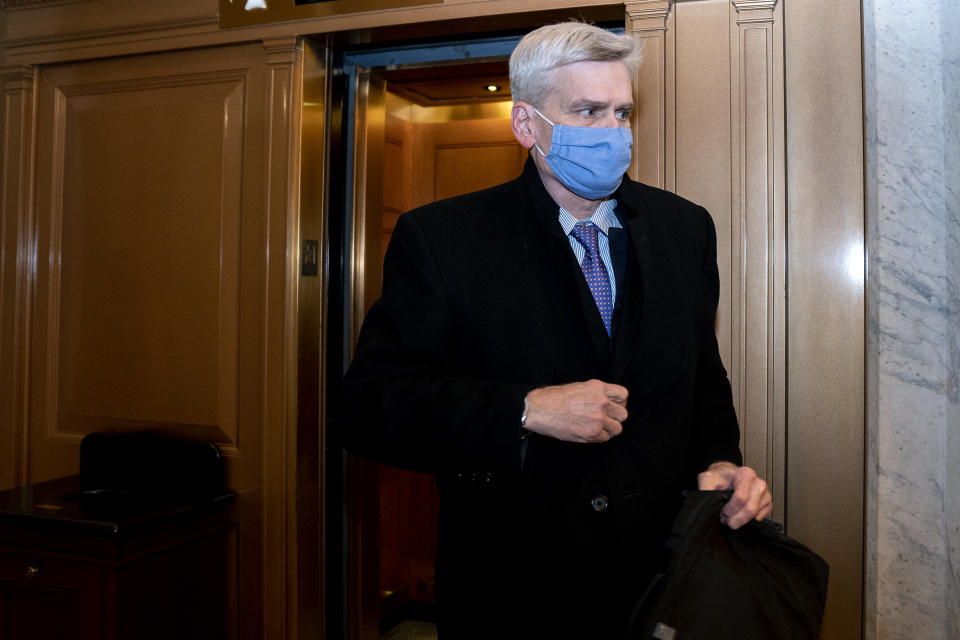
[697, 461, 772, 529]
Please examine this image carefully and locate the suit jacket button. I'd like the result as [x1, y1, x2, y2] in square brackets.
[591, 495, 609, 512]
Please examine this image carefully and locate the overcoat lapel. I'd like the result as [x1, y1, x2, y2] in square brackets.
[608, 176, 693, 396]
[609, 179, 652, 383]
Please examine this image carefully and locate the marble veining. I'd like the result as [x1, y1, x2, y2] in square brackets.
[865, 0, 959, 638]
[940, 3, 959, 638]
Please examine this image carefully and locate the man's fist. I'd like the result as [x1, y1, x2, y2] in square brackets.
[522, 379, 628, 443]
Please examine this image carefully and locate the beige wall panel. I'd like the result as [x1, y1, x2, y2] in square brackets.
[739, 23, 771, 478]
[784, 0, 865, 638]
[672, 0, 733, 397]
[627, 1, 671, 189]
[656, 0, 785, 512]
[730, 0, 785, 501]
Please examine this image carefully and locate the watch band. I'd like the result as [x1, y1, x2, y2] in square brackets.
[520, 397, 531, 440]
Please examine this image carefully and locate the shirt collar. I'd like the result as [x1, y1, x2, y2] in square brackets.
[558, 199, 622, 236]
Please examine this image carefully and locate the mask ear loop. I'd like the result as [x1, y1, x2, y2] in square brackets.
[531, 106, 555, 126]
[530, 106, 554, 157]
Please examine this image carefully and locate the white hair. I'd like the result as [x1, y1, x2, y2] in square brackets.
[509, 22, 642, 106]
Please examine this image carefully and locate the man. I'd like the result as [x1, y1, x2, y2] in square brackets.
[339, 22, 772, 639]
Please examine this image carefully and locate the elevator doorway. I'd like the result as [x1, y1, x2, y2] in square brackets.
[335, 38, 527, 640]
[371, 64, 526, 639]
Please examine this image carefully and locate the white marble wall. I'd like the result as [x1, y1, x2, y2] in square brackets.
[864, 0, 960, 638]
[946, 2, 960, 637]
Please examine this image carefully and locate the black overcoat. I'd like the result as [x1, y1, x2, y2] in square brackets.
[339, 157, 742, 639]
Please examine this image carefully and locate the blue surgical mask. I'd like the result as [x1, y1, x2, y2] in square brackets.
[532, 107, 633, 200]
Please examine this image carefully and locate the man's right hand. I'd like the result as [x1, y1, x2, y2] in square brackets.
[522, 380, 628, 443]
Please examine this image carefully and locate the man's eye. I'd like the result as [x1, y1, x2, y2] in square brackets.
[615, 110, 632, 120]
[581, 108, 597, 117]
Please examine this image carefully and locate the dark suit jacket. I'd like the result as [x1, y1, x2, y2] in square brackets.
[339, 158, 742, 639]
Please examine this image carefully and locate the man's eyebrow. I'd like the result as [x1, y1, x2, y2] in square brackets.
[564, 99, 634, 112]
[564, 99, 608, 112]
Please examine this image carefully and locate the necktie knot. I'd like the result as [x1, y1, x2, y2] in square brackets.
[570, 222, 601, 255]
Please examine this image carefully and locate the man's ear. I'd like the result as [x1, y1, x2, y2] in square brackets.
[511, 102, 537, 149]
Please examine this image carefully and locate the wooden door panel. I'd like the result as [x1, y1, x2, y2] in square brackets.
[27, 42, 289, 640]
[434, 142, 526, 200]
[414, 117, 524, 208]
[31, 49, 257, 483]
[55, 77, 241, 442]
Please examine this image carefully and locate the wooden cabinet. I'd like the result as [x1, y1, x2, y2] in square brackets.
[0, 476, 232, 640]
[0, 551, 102, 640]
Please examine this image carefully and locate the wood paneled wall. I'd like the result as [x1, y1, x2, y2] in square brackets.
[628, 2, 864, 637]
[628, 0, 787, 520]
[1, 37, 305, 640]
[0, 64, 36, 492]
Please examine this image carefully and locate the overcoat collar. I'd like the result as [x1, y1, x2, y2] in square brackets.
[514, 158, 612, 368]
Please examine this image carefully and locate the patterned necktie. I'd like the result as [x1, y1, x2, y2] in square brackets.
[570, 222, 613, 336]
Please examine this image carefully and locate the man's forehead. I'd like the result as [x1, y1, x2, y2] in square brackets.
[556, 58, 630, 74]
[547, 61, 634, 106]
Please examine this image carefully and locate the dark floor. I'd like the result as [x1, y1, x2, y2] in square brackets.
[380, 600, 437, 640]
[381, 620, 437, 640]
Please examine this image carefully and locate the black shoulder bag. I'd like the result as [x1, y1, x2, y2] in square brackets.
[628, 490, 829, 640]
